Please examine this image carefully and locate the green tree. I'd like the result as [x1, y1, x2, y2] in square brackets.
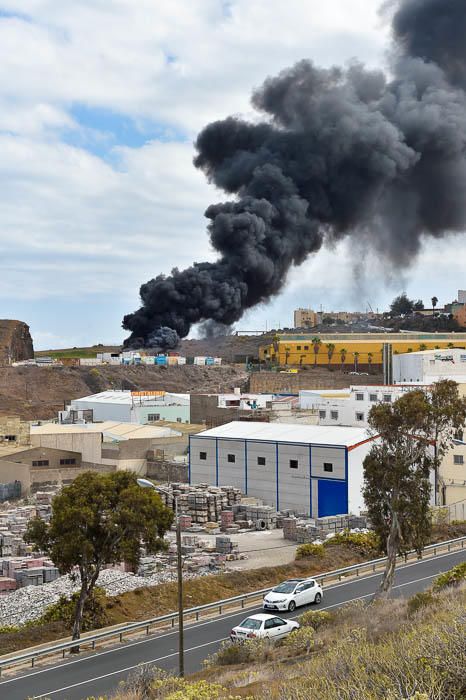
[427, 380, 466, 504]
[419, 343, 428, 351]
[311, 337, 321, 366]
[431, 296, 438, 315]
[413, 299, 424, 311]
[24, 471, 173, 642]
[353, 351, 360, 372]
[363, 391, 434, 596]
[367, 352, 373, 373]
[390, 293, 414, 317]
[326, 343, 335, 368]
[322, 316, 335, 326]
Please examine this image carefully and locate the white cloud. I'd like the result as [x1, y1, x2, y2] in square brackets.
[0, 0, 464, 345]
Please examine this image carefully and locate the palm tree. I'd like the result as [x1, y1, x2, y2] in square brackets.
[284, 347, 290, 365]
[326, 343, 336, 368]
[367, 352, 373, 373]
[353, 351, 360, 372]
[339, 348, 347, 370]
[431, 296, 438, 315]
[447, 342, 455, 349]
[419, 343, 428, 351]
[312, 337, 322, 366]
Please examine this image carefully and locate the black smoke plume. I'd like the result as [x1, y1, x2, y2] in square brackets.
[123, 0, 466, 349]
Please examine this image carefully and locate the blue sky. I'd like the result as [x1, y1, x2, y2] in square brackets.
[0, 0, 464, 350]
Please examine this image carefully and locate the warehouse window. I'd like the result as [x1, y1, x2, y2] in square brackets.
[330, 410, 339, 420]
[297, 345, 302, 350]
[356, 393, 364, 401]
[369, 394, 377, 402]
[176, 417, 182, 423]
[383, 395, 392, 403]
[257, 456, 266, 466]
[304, 345, 309, 350]
[60, 458, 76, 465]
[454, 455, 464, 465]
[227, 454, 236, 463]
[199, 451, 207, 460]
[147, 413, 160, 422]
[319, 410, 326, 419]
[289, 459, 298, 469]
[323, 463, 333, 472]
[32, 460, 49, 467]
[356, 412, 365, 422]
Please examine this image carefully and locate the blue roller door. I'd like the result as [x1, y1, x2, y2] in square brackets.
[318, 479, 348, 517]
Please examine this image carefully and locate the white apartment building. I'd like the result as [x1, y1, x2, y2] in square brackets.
[299, 385, 423, 429]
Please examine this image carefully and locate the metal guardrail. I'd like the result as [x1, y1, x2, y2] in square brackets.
[0, 535, 464, 676]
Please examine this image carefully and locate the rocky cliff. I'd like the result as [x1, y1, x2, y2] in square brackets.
[0, 320, 34, 365]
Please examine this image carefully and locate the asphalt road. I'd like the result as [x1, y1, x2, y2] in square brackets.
[1, 548, 464, 700]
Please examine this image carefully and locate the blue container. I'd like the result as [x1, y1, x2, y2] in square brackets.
[205, 357, 214, 365]
[156, 355, 167, 366]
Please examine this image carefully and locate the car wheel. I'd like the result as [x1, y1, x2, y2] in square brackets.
[288, 600, 296, 612]
[314, 592, 322, 604]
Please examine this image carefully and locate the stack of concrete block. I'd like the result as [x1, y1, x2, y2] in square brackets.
[220, 510, 234, 530]
[283, 517, 298, 541]
[215, 536, 238, 554]
[0, 577, 16, 593]
[156, 483, 242, 527]
[178, 515, 192, 530]
[245, 505, 278, 530]
[296, 522, 322, 544]
[0, 533, 13, 557]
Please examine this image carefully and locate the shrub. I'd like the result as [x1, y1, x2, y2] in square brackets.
[39, 586, 109, 632]
[324, 530, 380, 555]
[433, 562, 466, 591]
[282, 626, 315, 655]
[298, 610, 333, 630]
[0, 624, 20, 634]
[205, 638, 273, 667]
[407, 591, 435, 616]
[295, 543, 325, 560]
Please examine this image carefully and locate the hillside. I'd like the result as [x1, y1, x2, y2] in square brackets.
[0, 320, 34, 365]
[0, 365, 249, 420]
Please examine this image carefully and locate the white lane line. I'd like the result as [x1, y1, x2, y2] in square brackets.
[29, 569, 448, 698]
[31, 638, 225, 698]
[1, 548, 464, 686]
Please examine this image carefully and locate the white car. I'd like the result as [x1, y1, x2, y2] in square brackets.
[263, 577, 323, 612]
[230, 613, 299, 641]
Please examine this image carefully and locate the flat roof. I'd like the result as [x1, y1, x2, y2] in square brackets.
[194, 421, 371, 447]
[71, 391, 189, 404]
[31, 422, 180, 440]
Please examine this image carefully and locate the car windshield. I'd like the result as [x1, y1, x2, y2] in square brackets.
[239, 618, 263, 630]
[272, 581, 298, 594]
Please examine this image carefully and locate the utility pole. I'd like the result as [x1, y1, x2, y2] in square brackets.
[175, 496, 184, 677]
[137, 479, 184, 676]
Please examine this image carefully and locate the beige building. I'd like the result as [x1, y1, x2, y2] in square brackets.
[30, 421, 187, 475]
[294, 309, 319, 328]
[440, 442, 466, 505]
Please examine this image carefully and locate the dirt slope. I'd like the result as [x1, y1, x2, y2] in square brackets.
[0, 365, 249, 421]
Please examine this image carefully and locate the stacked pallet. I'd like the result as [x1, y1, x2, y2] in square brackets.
[156, 483, 242, 526]
[283, 517, 298, 541]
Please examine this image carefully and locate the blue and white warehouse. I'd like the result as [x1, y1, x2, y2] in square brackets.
[189, 422, 376, 516]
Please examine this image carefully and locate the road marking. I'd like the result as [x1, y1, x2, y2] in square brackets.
[1, 548, 464, 687]
[28, 569, 455, 698]
[31, 637, 226, 698]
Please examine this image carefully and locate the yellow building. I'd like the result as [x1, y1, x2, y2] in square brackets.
[259, 333, 466, 367]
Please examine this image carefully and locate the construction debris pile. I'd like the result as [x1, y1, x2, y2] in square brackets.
[283, 515, 369, 543]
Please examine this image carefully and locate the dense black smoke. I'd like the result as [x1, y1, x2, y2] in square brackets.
[123, 0, 466, 349]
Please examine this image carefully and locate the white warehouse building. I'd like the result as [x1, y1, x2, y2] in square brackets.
[59, 390, 190, 425]
[189, 421, 376, 517]
[393, 348, 466, 384]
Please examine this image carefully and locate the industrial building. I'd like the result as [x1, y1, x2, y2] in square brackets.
[189, 421, 376, 517]
[259, 333, 466, 368]
[393, 348, 466, 384]
[31, 421, 185, 474]
[60, 390, 190, 425]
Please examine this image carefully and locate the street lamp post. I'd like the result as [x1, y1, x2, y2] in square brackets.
[137, 478, 184, 677]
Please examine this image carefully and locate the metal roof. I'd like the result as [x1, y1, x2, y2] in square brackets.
[31, 422, 180, 440]
[195, 421, 371, 447]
